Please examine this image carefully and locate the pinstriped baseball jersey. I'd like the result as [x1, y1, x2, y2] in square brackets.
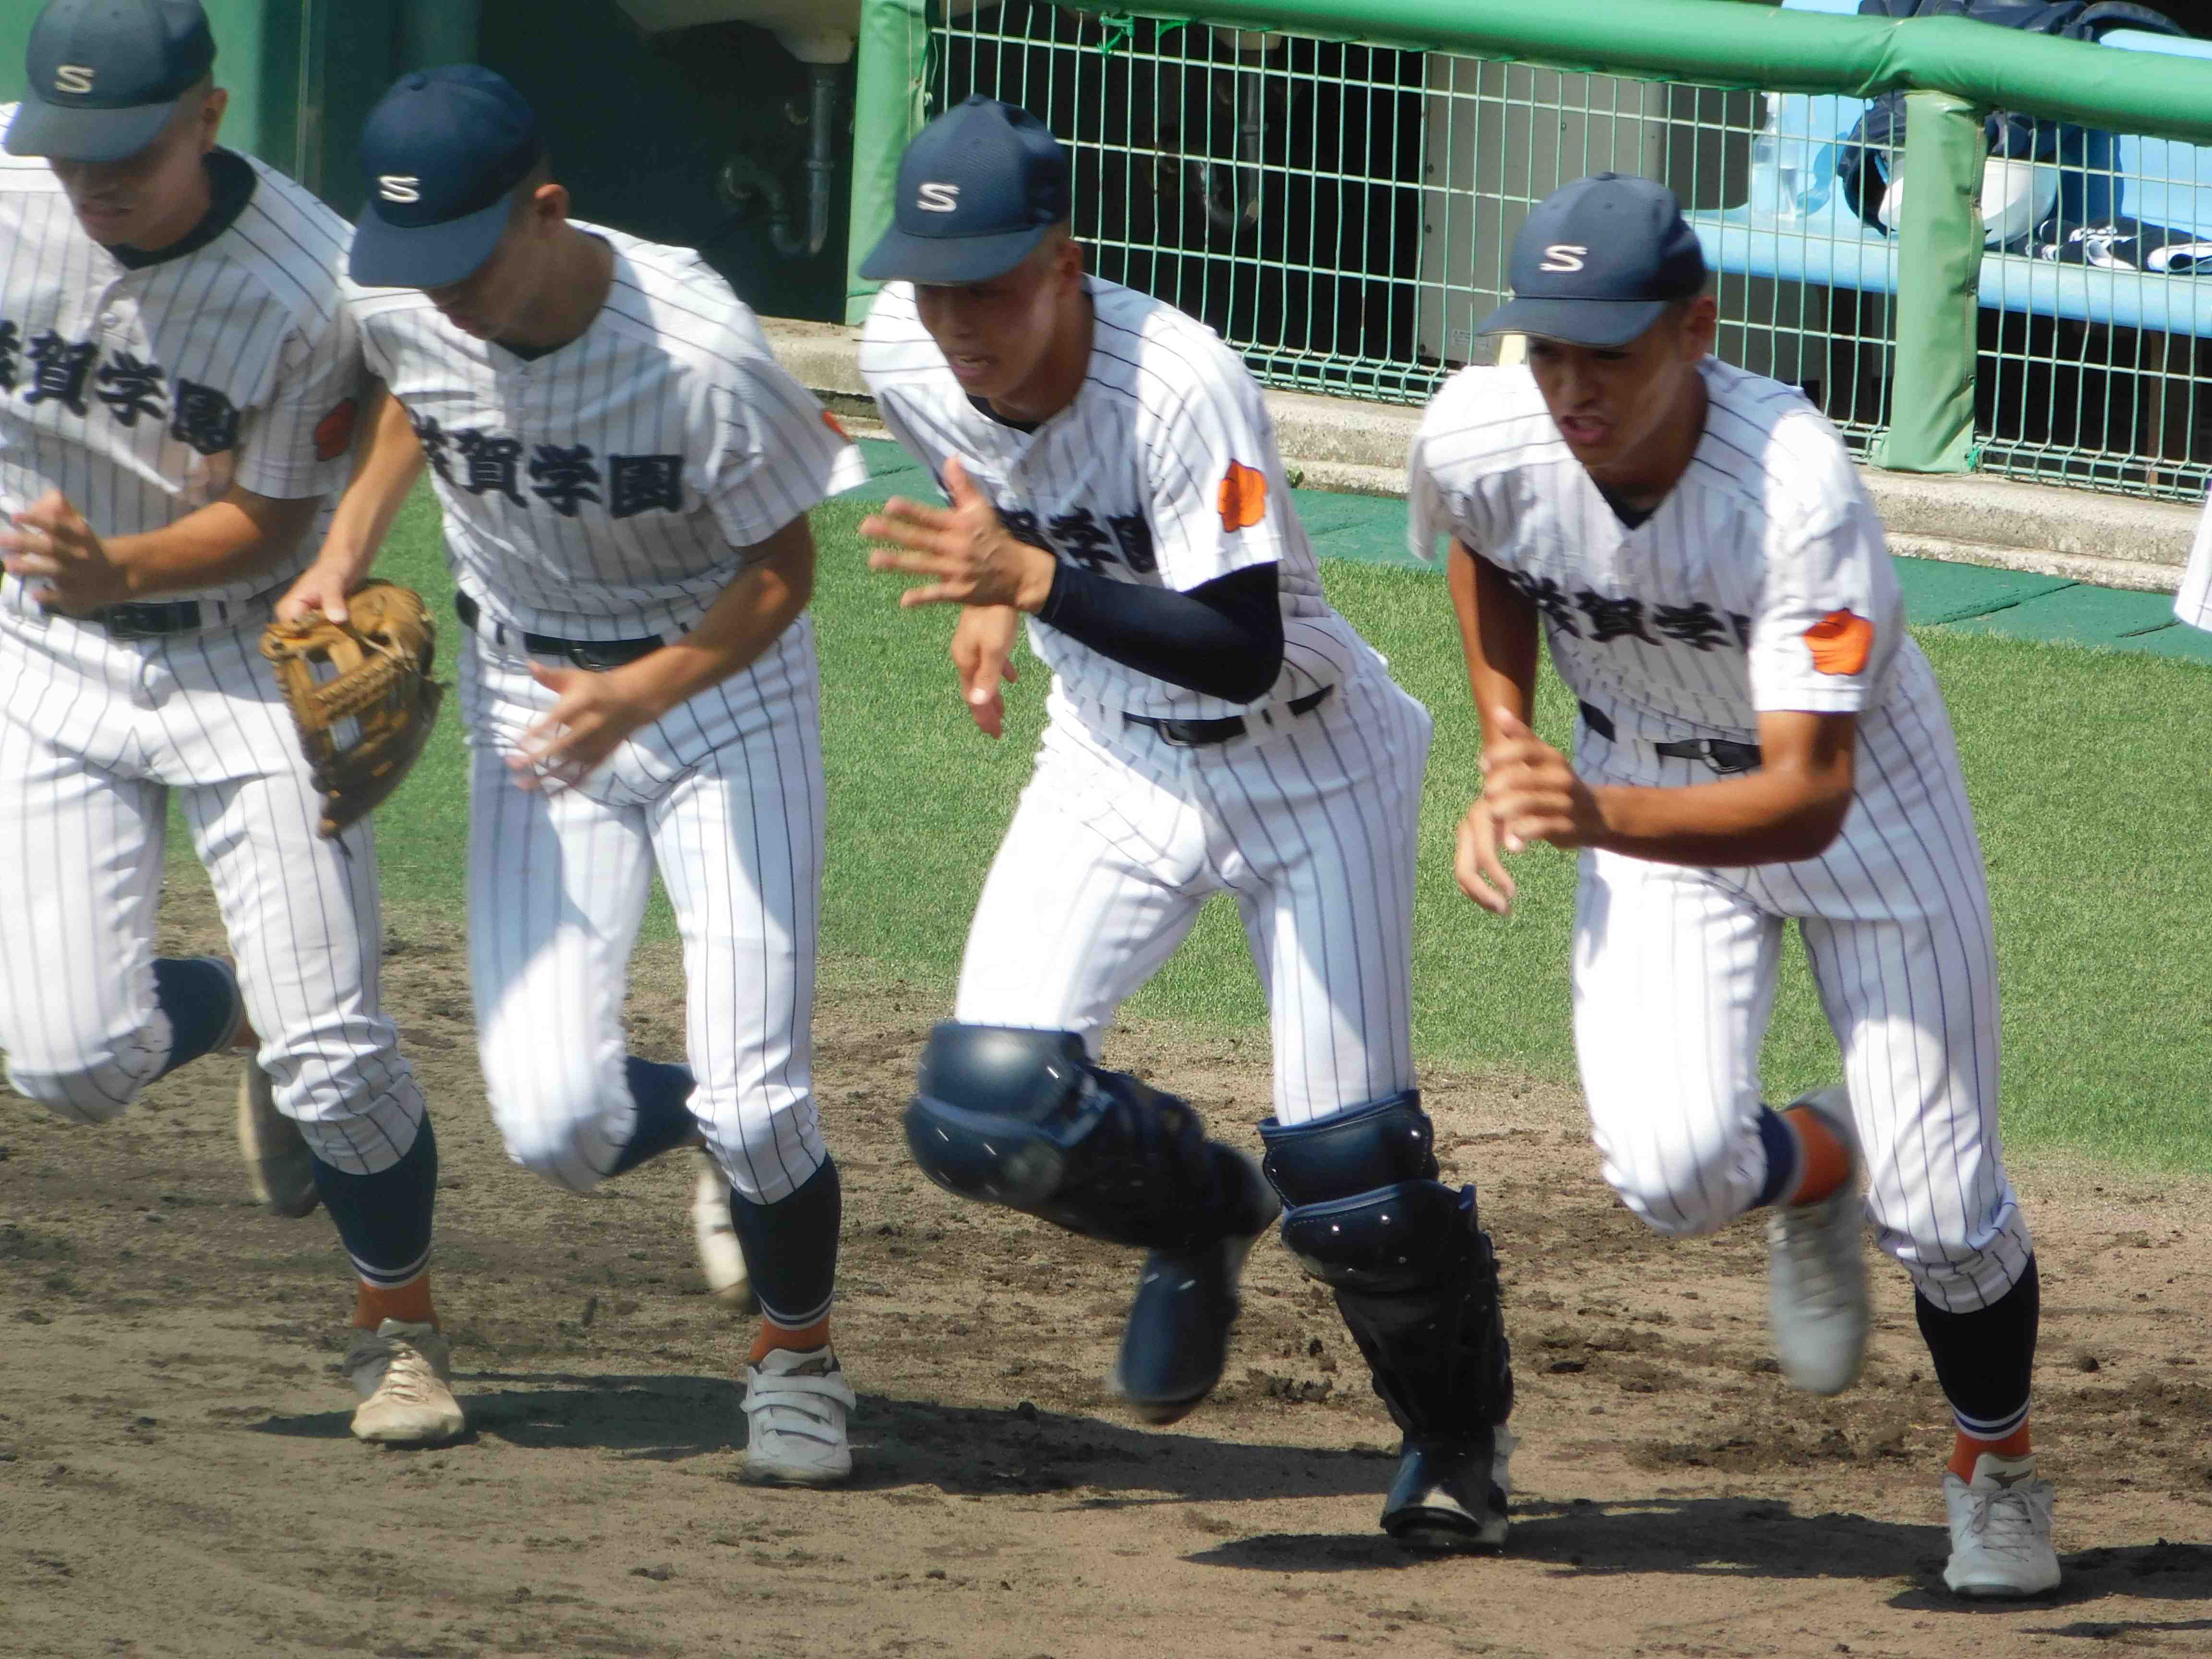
[1409, 358, 1908, 747]
[0, 107, 424, 1198]
[1413, 354, 2030, 1314]
[0, 104, 362, 601]
[858, 276, 1368, 720]
[2175, 491, 2212, 631]
[355, 219, 861, 1213]
[348, 223, 867, 642]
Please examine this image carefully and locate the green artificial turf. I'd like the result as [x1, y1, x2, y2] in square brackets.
[337, 486, 2212, 1173]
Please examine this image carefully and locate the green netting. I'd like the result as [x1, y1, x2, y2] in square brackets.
[925, 4, 1898, 442]
[890, 1, 2212, 498]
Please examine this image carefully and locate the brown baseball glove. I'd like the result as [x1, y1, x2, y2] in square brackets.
[262, 579, 445, 839]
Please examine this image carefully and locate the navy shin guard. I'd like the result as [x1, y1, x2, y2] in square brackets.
[1261, 1094, 1514, 1438]
[906, 1023, 1276, 1422]
[905, 1023, 1261, 1251]
[1263, 1094, 1514, 1548]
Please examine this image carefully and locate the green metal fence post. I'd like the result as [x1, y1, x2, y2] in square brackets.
[1871, 89, 1984, 474]
[847, 0, 930, 326]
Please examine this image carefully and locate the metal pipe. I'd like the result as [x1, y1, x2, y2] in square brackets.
[1049, 0, 2212, 142]
[1194, 60, 1267, 236]
[790, 61, 841, 259]
[720, 62, 844, 261]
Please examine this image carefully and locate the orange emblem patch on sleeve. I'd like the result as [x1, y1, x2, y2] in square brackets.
[1217, 460, 1267, 532]
[313, 397, 360, 461]
[1804, 608, 1875, 676]
[821, 409, 851, 441]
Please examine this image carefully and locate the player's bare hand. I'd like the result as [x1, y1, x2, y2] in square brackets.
[275, 558, 363, 626]
[508, 660, 657, 791]
[1481, 707, 1605, 852]
[1453, 797, 1517, 916]
[950, 604, 1021, 738]
[0, 491, 130, 613]
[864, 456, 1057, 613]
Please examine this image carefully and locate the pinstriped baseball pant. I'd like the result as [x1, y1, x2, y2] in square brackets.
[0, 590, 426, 1175]
[1571, 665, 2032, 1313]
[459, 619, 827, 1204]
[955, 668, 1431, 1126]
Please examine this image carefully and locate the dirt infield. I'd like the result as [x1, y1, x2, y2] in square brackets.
[4, 885, 2211, 1658]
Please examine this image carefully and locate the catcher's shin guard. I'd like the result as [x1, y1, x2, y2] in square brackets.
[906, 1023, 1277, 1423]
[1261, 1093, 1514, 1549]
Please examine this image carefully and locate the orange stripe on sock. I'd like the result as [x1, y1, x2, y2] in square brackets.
[1948, 1422, 2032, 1483]
[354, 1273, 436, 1331]
[750, 1316, 831, 1365]
[1783, 1105, 1850, 1206]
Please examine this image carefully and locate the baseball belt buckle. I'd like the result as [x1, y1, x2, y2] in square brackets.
[564, 637, 662, 673]
[98, 601, 197, 639]
[1691, 739, 1762, 776]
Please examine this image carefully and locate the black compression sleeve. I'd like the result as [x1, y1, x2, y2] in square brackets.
[1035, 560, 1285, 702]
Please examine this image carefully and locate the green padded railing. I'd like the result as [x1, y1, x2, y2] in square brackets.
[848, 0, 2212, 499]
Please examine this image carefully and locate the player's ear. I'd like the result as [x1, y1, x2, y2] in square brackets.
[1680, 293, 1718, 361]
[189, 81, 226, 151]
[527, 181, 570, 235]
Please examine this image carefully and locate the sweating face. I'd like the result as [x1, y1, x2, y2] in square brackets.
[51, 84, 225, 249]
[1526, 298, 1717, 479]
[423, 182, 564, 344]
[912, 233, 1076, 404]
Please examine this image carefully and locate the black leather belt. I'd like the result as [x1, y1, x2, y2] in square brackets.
[93, 600, 206, 638]
[1125, 685, 1333, 748]
[1578, 699, 1762, 776]
[454, 590, 666, 671]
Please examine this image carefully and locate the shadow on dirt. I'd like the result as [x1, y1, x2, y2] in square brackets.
[1190, 1502, 2212, 1611]
[248, 1380, 1407, 1500]
[250, 1372, 737, 1456]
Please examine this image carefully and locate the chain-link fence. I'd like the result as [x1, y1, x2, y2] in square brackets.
[917, 2, 2212, 501]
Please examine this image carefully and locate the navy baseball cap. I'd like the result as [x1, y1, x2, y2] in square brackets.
[859, 96, 1071, 285]
[1480, 174, 1707, 348]
[5, 0, 216, 163]
[349, 66, 543, 290]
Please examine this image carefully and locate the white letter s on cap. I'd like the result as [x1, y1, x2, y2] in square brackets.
[54, 65, 96, 95]
[916, 182, 960, 213]
[1539, 244, 1588, 273]
[378, 175, 422, 204]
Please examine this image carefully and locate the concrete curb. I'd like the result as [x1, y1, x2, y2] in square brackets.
[766, 316, 2204, 587]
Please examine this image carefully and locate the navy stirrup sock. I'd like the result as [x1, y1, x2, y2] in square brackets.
[151, 956, 240, 1079]
[314, 1116, 439, 1288]
[729, 1156, 842, 1330]
[608, 1057, 700, 1176]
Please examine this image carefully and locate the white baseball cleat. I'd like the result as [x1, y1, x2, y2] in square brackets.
[1944, 1453, 2061, 1599]
[1765, 1085, 1869, 1395]
[236, 1058, 321, 1219]
[741, 1346, 855, 1485]
[345, 1319, 466, 1446]
[690, 1150, 757, 1314]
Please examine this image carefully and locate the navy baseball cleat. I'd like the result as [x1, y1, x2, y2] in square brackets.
[1112, 1150, 1278, 1424]
[1382, 1428, 1513, 1551]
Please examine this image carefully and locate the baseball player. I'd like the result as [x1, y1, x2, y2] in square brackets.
[858, 98, 1515, 1550]
[0, 0, 458, 1446]
[1414, 174, 2055, 1596]
[2173, 495, 2212, 634]
[290, 67, 868, 1484]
